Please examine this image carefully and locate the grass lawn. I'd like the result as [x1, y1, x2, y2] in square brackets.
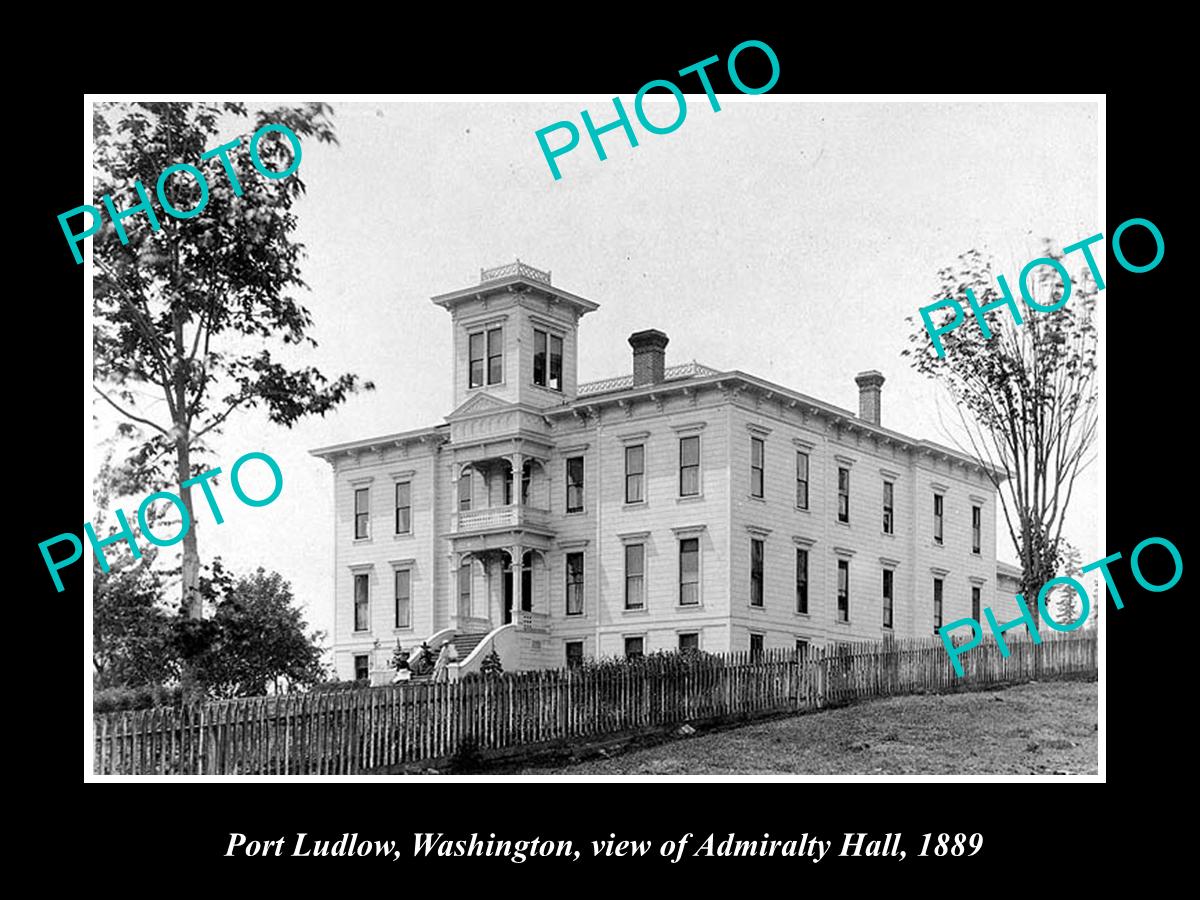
[515, 680, 1097, 775]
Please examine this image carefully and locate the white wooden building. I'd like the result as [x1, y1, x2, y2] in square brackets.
[311, 262, 1007, 681]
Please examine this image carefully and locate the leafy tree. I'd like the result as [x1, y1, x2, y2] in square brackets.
[904, 243, 1099, 620]
[91, 102, 373, 619]
[93, 545, 176, 689]
[177, 562, 328, 698]
[92, 456, 177, 688]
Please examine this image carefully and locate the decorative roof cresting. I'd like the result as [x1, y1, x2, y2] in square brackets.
[480, 259, 552, 286]
[578, 361, 720, 396]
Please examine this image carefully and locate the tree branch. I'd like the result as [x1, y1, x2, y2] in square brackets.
[192, 396, 249, 443]
[93, 385, 171, 436]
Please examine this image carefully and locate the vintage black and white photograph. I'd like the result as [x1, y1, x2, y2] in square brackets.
[84, 95, 1102, 778]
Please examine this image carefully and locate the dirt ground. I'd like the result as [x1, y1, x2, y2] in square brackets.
[515, 680, 1097, 775]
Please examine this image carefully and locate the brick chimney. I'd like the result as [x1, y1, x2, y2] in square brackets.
[629, 329, 669, 386]
[855, 370, 885, 425]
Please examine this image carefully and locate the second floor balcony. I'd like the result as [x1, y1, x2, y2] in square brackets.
[452, 452, 554, 536]
[453, 503, 551, 534]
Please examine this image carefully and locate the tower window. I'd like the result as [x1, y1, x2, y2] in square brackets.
[468, 331, 485, 388]
[486, 327, 503, 385]
[533, 329, 563, 391]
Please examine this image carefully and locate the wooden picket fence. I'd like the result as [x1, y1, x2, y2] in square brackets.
[93, 630, 1096, 775]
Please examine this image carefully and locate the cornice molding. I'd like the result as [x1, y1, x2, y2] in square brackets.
[616, 430, 651, 444]
[617, 530, 651, 544]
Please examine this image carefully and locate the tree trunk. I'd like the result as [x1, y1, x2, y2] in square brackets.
[176, 434, 205, 704]
[176, 435, 202, 619]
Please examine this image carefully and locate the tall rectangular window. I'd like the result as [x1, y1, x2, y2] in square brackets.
[749, 633, 764, 658]
[565, 641, 584, 668]
[838, 468, 850, 523]
[679, 436, 700, 497]
[795, 548, 809, 614]
[354, 655, 369, 682]
[933, 578, 944, 632]
[750, 437, 765, 498]
[395, 481, 411, 535]
[565, 552, 584, 616]
[933, 494, 944, 545]
[486, 327, 503, 385]
[353, 573, 369, 631]
[972, 505, 982, 554]
[566, 457, 584, 513]
[972, 585, 981, 621]
[458, 470, 471, 512]
[882, 481, 894, 534]
[533, 329, 547, 386]
[679, 632, 699, 653]
[394, 569, 411, 629]
[624, 544, 645, 610]
[882, 569, 894, 629]
[625, 444, 644, 503]
[354, 487, 370, 539]
[549, 334, 563, 391]
[458, 561, 472, 617]
[679, 538, 700, 606]
[795, 451, 809, 509]
[624, 636, 644, 659]
[750, 538, 764, 607]
[468, 331, 484, 388]
[837, 559, 850, 622]
[796, 638, 810, 662]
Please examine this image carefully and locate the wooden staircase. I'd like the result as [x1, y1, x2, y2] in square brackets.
[453, 632, 490, 660]
[405, 632, 491, 683]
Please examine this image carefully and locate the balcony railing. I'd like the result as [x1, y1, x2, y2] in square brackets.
[516, 610, 550, 633]
[454, 504, 550, 534]
[480, 260, 551, 286]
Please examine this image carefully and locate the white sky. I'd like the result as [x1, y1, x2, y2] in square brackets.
[91, 99, 1101, 645]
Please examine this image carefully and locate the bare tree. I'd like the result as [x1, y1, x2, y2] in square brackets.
[904, 241, 1099, 620]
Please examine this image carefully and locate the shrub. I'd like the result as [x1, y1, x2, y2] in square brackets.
[480, 648, 504, 678]
[94, 683, 183, 713]
[576, 647, 722, 675]
[308, 678, 370, 693]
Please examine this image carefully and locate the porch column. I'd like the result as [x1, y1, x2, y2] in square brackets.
[508, 452, 524, 507]
[510, 543, 524, 623]
[485, 556, 496, 626]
